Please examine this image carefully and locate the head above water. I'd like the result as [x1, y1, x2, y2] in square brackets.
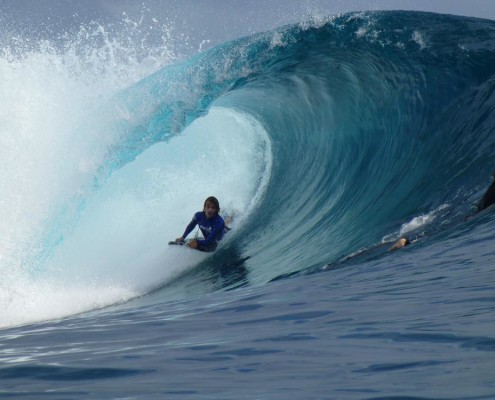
[203, 196, 220, 217]
[388, 236, 410, 252]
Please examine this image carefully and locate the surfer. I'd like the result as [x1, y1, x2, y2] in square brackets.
[175, 196, 226, 252]
[477, 168, 495, 213]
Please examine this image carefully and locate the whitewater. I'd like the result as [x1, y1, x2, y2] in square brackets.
[1, 10, 495, 400]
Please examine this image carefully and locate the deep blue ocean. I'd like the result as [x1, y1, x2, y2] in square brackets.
[1, 10, 495, 399]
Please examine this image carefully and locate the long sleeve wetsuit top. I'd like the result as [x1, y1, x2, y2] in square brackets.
[182, 212, 225, 251]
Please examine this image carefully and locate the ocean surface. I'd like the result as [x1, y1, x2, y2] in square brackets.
[1, 10, 495, 399]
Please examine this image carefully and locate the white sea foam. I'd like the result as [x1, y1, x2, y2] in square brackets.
[0, 22, 272, 328]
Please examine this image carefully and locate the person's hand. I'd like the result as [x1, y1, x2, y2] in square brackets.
[188, 239, 198, 249]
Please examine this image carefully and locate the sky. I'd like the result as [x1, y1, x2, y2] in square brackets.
[105, 0, 495, 45]
[1, 0, 494, 54]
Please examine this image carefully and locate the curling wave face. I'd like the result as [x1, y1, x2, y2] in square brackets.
[1, 11, 495, 327]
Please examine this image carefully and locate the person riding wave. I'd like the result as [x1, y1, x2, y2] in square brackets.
[176, 196, 226, 252]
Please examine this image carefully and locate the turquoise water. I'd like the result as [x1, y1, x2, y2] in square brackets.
[1, 11, 495, 399]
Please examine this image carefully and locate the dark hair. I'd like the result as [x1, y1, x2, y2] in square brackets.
[204, 196, 220, 214]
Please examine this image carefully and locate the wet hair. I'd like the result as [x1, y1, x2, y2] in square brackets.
[203, 196, 220, 214]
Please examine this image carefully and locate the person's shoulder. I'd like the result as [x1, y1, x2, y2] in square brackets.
[194, 211, 204, 220]
[215, 214, 225, 225]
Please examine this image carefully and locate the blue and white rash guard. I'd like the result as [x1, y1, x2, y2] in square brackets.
[182, 212, 225, 251]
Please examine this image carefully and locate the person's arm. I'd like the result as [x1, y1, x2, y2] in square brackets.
[177, 215, 198, 242]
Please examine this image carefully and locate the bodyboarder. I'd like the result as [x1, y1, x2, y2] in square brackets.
[175, 196, 226, 252]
